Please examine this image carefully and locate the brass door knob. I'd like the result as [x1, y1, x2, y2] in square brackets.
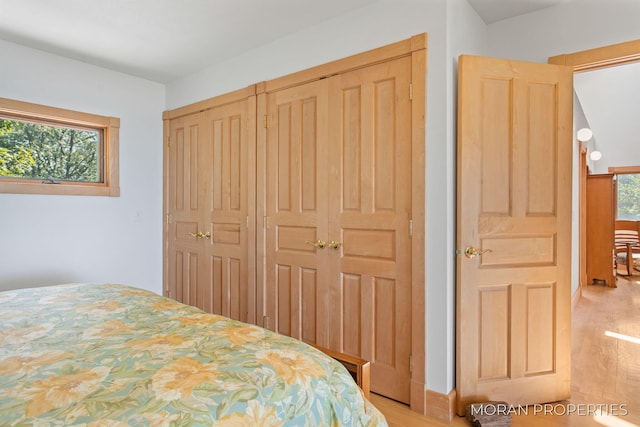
[305, 240, 326, 249]
[189, 231, 211, 239]
[328, 240, 342, 249]
[464, 246, 492, 259]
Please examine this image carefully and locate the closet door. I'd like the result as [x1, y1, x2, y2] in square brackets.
[202, 100, 253, 322]
[264, 79, 330, 345]
[166, 112, 208, 308]
[165, 91, 256, 324]
[327, 56, 412, 403]
[262, 56, 413, 403]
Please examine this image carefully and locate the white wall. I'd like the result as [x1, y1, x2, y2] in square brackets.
[167, 0, 447, 110]
[487, 0, 640, 64]
[442, 0, 488, 393]
[574, 61, 640, 175]
[0, 39, 165, 294]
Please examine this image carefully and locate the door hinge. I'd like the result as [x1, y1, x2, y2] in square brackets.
[263, 115, 269, 128]
[409, 83, 413, 101]
[263, 316, 270, 329]
[409, 354, 413, 373]
[165, 214, 172, 224]
[409, 219, 413, 237]
[167, 136, 171, 147]
[264, 216, 270, 229]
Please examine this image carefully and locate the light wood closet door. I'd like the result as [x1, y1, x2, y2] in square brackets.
[166, 112, 207, 308]
[264, 79, 330, 345]
[202, 101, 252, 322]
[327, 57, 412, 404]
[263, 57, 412, 403]
[166, 95, 255, 324]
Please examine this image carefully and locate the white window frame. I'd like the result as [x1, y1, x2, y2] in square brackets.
[0, 97, 120, 196]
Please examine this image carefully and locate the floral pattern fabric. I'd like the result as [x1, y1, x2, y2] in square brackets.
[0, 283, 388, 426]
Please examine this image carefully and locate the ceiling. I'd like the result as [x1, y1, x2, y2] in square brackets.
[466, 0, 569, 24]
[0, 0, 378, 83]
[0, 0, 568, 84]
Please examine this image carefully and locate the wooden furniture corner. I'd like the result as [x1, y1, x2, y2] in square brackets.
[586, 174, 616, 287]
[312, 345, 371, 399]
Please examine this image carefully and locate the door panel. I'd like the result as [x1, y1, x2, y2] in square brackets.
[167, 113, 205, 307]
[203, 101, 250, 322]
[456, 55, 572, 413]
[328, 57, 412, 403]
[172, 250, 199, 308]
[264, 79, 329, 345]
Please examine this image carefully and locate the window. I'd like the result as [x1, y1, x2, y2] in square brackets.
[0, 97, 119, 196]
[617, 173, 640, 220]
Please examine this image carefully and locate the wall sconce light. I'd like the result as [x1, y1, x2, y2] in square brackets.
[577, 127, 593, 142]
[590, 150, 602, 161]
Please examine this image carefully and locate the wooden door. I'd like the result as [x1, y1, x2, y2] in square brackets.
[263, 79, 330, 345]
[586, 174, 615, 286]
[263, 56, 413, 403]
[165, 93, 256, 323]
[202, 100, 254, 322]
[166, 112, 207, 307]
[456, 55, 573, 413]
[327, 57, 412, 403]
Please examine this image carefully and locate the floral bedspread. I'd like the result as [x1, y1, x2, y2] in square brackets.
[0, 283, 387, 426]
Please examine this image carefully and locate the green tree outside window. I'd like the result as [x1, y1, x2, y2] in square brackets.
[0, 118, 101, 182]
[617, 173, 640, 220]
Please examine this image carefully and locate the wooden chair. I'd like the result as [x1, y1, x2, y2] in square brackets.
[614, 220, 640, 276]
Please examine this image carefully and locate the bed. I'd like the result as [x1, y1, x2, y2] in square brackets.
[0, 283, 387, 426]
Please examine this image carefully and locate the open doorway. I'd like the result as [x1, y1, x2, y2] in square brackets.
[549, 39, 640, 293]
[549, 39, 640, 424]
[575, 60, 640, 289]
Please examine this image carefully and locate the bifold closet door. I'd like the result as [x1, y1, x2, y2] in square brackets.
[166, 96, 255, 324]
[262, 56, 413, 403]
[202, 101, 253, 322]
[327, 56, 412, 403]
[263, 79, 331, 345]
[166, 112, 208, 309]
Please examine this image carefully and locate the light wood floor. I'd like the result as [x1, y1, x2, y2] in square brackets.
[371, 272, 640, 427]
